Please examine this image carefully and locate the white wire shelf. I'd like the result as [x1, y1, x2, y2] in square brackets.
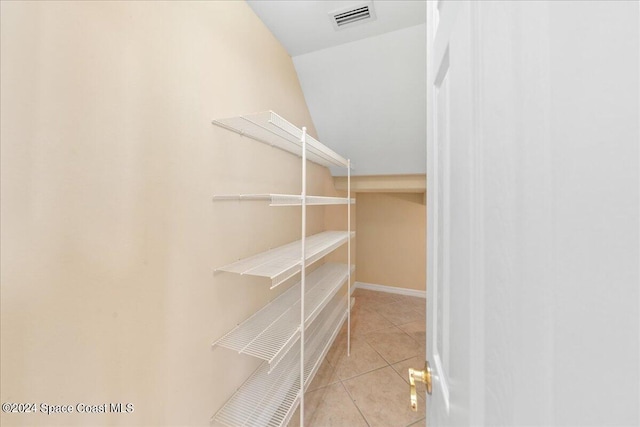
[212, 194, 355, 206]
[213, 263, 354, 372]
[212, 296, 347, 427]
[215, 231, 355, 289]
[212, 111, 349, 168]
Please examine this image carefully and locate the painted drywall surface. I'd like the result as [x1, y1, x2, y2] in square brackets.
[0, 2, 345, 426]
[246, 0, 426, 57]
[355, 193, 425, 291]
[293, 24, 427, 177]
[324, 187, 357, 285]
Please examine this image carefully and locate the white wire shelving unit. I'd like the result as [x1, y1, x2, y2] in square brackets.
[213, 296, 347, 427]
[213, 263, 354, 372]
[211, 111, 353, 427]
[215, 230, 355, 289]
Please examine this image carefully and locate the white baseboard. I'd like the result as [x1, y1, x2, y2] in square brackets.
[352, 281, 426, 299]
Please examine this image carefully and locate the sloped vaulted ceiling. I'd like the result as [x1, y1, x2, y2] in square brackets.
[247, 1, 426, 176]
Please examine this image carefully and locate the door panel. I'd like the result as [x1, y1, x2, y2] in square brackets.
[425, 1, 639, 425]
[427, 1, 473, 425]
[433, 51, 451, 410]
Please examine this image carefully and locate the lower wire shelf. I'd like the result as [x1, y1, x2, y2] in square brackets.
[212, 296, 348, 427]
[212, 263, 353, 372]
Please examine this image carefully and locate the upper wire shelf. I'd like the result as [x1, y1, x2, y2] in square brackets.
[212, 111, 349, 168]
[212, 194, 355, 206]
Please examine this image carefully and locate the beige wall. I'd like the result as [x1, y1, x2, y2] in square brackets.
[0, 2, 347, 426]
[355, 193, 426, 291]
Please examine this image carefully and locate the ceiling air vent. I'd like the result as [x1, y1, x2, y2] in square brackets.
[329, 2, 377, 30]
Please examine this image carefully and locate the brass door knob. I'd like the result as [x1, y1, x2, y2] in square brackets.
[408, 361, 432, 411]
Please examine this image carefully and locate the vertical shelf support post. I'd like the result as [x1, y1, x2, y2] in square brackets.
[299, 127, 307, 427]
[347, 159, 351, 357]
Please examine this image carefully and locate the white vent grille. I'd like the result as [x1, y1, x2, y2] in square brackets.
[330, 2, 376, 30]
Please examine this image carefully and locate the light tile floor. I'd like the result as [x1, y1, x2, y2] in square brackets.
[289, 289, 427, 427]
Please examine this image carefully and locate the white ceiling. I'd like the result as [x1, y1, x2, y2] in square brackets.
[247, 1, 427, 176]
[247, 1, 426, 56]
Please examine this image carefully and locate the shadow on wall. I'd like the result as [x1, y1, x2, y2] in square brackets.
[386, 192, 425, 205]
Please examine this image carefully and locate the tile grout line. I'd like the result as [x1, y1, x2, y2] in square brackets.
[302, 291, 426, 426]
[338, 362, 390, 383]
[339, 379, 372, 427]
[405, 416, 426, 427]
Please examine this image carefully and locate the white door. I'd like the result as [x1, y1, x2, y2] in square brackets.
[425, 1, 639, 425]
[426, 1, 478, 424]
